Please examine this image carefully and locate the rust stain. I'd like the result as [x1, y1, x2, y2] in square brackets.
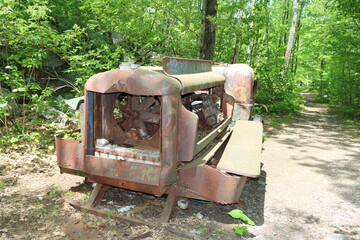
[56, 57, 260, 204]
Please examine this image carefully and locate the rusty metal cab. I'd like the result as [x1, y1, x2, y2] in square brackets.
[56, 57, 261, 204]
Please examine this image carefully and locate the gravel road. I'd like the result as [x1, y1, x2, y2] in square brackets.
[244, 103, 360, 240]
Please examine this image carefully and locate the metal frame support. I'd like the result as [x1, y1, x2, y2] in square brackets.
[85, 183, 111, 207]
[159, 193, 178, 223]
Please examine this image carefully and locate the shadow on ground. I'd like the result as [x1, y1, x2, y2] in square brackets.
[78, 170, 267, 227]
[271, 103, 360, 206]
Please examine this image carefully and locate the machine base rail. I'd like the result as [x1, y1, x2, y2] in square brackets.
[64, 183, 195, 239]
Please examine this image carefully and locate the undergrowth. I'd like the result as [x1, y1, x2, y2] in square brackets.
[0, 106, 80, 154]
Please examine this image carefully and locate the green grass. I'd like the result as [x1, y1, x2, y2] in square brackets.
[261, 113, 294, 135]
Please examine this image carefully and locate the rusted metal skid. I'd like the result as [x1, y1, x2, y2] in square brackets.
[57, 57, 262, 219]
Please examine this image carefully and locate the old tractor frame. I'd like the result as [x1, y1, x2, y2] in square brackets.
[56, 57, 263, 225]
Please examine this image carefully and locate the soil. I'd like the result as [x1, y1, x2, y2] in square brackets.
[0, 102, 359, 240]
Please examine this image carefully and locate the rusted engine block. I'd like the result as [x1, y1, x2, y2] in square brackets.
[56, 57, 261, 205]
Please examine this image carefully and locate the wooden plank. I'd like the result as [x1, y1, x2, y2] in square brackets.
[159, 193, 177, 223]
[85, 183, 104, 207]
[217, 120, 262, 177]
[64, 197, 194, 239]
[65, 197, 157, 227]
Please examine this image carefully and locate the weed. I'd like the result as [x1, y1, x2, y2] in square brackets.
[81, 191, 91, 203]
[228, 209, 255, 236]
[233, 226, 248, 235]
[64, 191, 74, 199]
[48, 184, 60, 196]
[228, 209, 255, 225]
[106, 210, 115, 220]
[35, 205, 61, 218]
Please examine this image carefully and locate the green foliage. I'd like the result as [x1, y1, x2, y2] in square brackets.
[228, 209, 255, 236]
[48, 186, 59, 196]
[233, 226, 248, 236]
[297, 0, 360, 111]
[34, 204, 61, 218]
[217, 0, 305, 114]
[0, 0, 204, 152]
[0, 0, 358, 152]
[228, 209, 255, 226]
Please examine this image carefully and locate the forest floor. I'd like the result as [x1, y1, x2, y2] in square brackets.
[0, 101, 359, 240]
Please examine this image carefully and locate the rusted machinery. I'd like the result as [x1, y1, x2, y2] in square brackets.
[57, 57, 263, 223]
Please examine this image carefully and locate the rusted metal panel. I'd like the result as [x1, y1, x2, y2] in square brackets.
[217, 120, 263, 177]
[177, 105, 198, 162]
[56, 138, 84, 171]
[159, 94, 180, 184]
[84, 69, 131, 94]
[85, 68, 182, 96]
[178, 164, 247, 204]
[163, 57, 212, 75]
[85, 155, 162, 185]
[232, 103, 252, 121]
[88, 174, 168, 196]
[95, 146, 161, 165]
[213, 64, 254, 103]
[213, 64, 255, 120]
[171, 72, 225, 94]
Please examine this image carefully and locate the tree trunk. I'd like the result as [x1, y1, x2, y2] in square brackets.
[284, 0, 299, 72]
[199, 0, 217, 60]
[232, 10, 244, 64]
[232, 36, 241, 64]
[291, 0, 305, 74]
[278, 0, 290, 48]
[246, 0, 256, 63]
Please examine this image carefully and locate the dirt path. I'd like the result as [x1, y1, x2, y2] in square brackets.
[0, 102, 359, 239]
[249, 103, 360, 239]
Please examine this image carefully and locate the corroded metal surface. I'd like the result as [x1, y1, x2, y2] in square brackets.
[85, 156, 163, 185]
[95, 145, 161, 165]
[57, 57, 261, 208]
[177, 164, 247, 204]
[217, 120, 263, 177]
[213, 64, 255, 120]
[56, 138, 84, 170]
[177, 105, 198, 162]
[162, 57, 212, 75]
[171, 72, 225, 94]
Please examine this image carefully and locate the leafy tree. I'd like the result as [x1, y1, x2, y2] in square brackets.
[1, 0, 358, 150]
[296, 0, 360, 116]
[199, 0, 217, 60]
